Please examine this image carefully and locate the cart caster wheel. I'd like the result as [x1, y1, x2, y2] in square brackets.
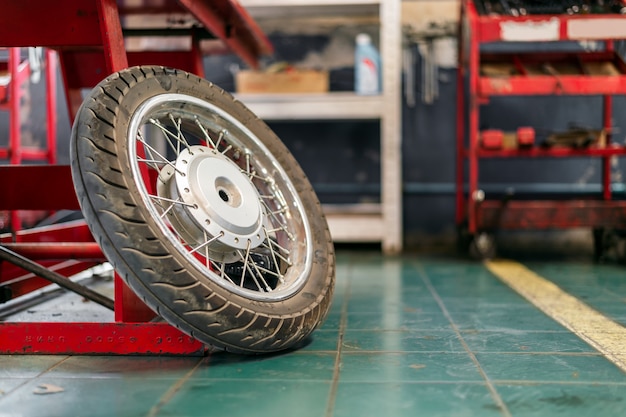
[71, 66, 335, 354]
[593, 227, 605, 263]
[469, 232, 496, 260]
[593, 228, 626, 264]
[456, 224, 472, 256]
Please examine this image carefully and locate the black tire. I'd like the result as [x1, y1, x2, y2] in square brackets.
[70, 66, 335, 353]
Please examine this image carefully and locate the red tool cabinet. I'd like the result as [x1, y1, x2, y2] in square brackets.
[456, 0, 626, 258]
[0, 0, 272, 355]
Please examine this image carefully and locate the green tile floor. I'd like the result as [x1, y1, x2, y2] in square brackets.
[2, 251, 626, 416]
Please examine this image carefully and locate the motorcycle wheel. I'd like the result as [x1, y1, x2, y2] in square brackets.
[70, 66, 335, 353]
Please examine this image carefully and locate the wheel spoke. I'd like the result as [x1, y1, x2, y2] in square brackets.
[214, 130, 225, 150]
[149, 117, 189, 153]
[220, 144, 233, 155]
[268, 207, 288, 216]
[266, 226, 289, 234]
[251, 262, 283, 281]
[235, 247, 269, 292]
[189, 232, 225, 255]
[137, 157, 168, 168]
[247, 172, 271, 183]
[137, 135, 183, 175]
[260, 199, 291, 239]
[210, 260, 237, 286]
[168, 114, 191, 151]
[264, 220, 294, 241]
[266, 237, 291, 258]
[203, 231, 210, 269]
[136, 131, 165, 171]
[242, 168, 259, 182]
[148, 118, 180, 156]
[212, 260, 224, 278]
[148, 194, 194, 220]
[238, 241, 256, 289]
[245, 254, 273, 292]
[194, 117, 218, 149]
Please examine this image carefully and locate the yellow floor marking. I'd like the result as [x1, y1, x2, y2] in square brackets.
[485, 259, 626, 373]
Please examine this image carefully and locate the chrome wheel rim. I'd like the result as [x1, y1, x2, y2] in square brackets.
[127, 93, 312, 301]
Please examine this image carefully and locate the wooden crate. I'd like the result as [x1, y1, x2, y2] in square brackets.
[235, 69, 328, 94]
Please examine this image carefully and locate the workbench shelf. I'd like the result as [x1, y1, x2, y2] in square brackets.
[475, 146, 626, 158]
[238, 0, 403, 254]
[457, 0, 626, 259]
[479, 51, 626, 96]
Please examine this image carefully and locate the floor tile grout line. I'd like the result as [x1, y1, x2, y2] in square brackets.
[128, 377, 335, 383]
[457, 330, 578, 334]
[338, 329, 591, 335]
[460, 351, 602, 356]
[324, 260, 353, 417]
[326, 380, 489, 385]
[0, 355, 72, 399]
[492, 379, 626, 386]
[338, 350, 602, 356]
[144, 356, 205, 417]
[415, 262, 513, 417]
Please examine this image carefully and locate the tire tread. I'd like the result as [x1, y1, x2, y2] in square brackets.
[71, 65, 334, 354]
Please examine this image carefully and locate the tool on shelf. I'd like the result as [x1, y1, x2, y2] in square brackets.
[475, 0, 626, 16]
[544, 126, 608, 148]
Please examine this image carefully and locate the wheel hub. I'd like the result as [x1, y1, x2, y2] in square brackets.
[157, 145, 266, 262]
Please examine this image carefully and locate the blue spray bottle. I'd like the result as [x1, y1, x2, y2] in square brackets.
[354, 33, 381, 95]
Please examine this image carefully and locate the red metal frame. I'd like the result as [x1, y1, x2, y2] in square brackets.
[474, 13, 626, 43]
[0, 48, 57, 165]
[0, 0, 272, 355]
[477, 200, 626, 231]
[0, 48, 58, 232]
[1, 323, 202, 355]
[456, 0, 626, 236]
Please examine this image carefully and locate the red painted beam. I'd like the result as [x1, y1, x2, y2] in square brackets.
[0, 0, 103, 48]
[5, 220, 93, 243]
[0, 165, 79, 210]
[177, 0, 273, 69]
[1, 243, 104, 260]
[476, 200, 626, 231]
[97, 0, 128, 73]
[0, 322, 205, 355]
